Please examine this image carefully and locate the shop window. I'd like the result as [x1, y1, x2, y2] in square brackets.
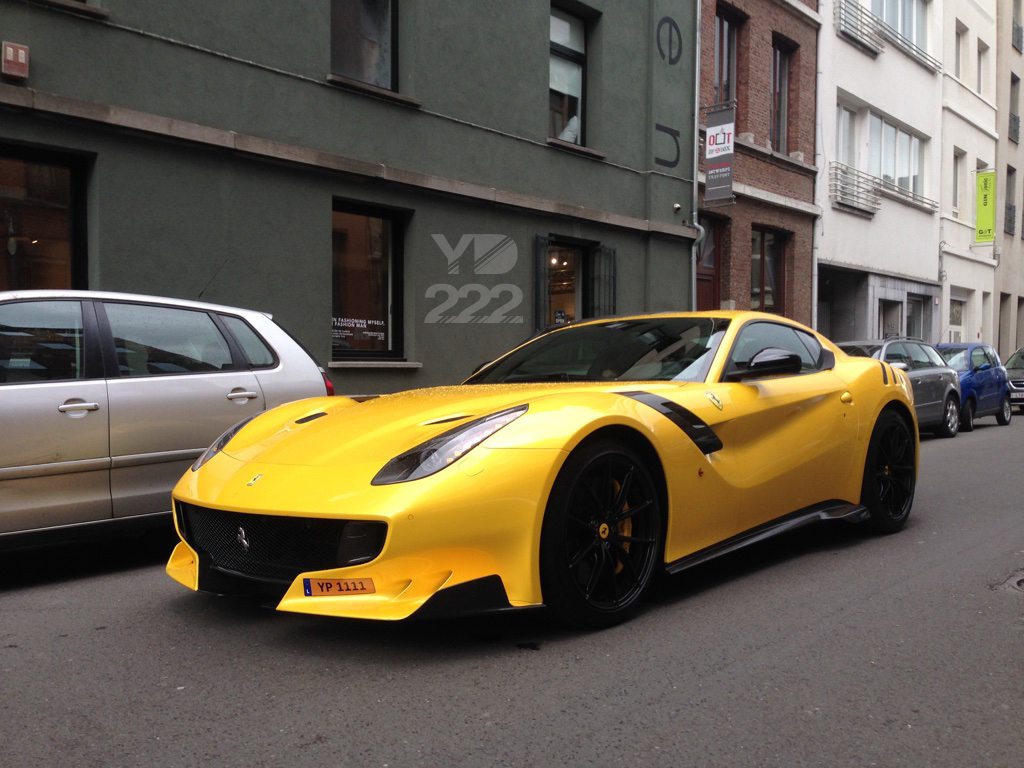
[549, 8, 587, 145]
[751, 228, 785, 314]
[535, 236, 615, 328]
[331, 0, 396, 90]
[332, 205, 402, 359]
[1, 151, 84, 291]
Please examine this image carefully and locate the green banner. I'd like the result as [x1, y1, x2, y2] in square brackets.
[976, 170, 996, 243]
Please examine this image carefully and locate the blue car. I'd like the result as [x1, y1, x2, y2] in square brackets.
[936, 343, 1011, 431]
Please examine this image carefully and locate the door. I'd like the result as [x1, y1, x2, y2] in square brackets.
[904, 342, 943, 425]
[99, 301, 266, 518]
[0, 299, 111, 533]
[696, 217, 721, 311]
[970, 345, 998, 413]
[708, 320, 860, 532]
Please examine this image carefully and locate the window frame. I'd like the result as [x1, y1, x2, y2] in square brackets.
[713, 6, 741, 107]
[770, 37, 793, 154]
[329, 0, 399, 93]
[535, 235, 615, 330]
[750, 227, 786, 315]
[331, 200, 406, 361]
[549, 8, 588, 146]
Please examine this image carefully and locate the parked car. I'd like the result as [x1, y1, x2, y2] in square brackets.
[1004, 347, 1024, 414]
[0, 290, 333, 549]
[837, 338, 961, 437]
[168, 311, 918, 628]
[935, 342, 1011, 431]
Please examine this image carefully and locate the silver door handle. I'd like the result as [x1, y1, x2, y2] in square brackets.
[227, 391, 259, 401]
[58, 402, 100, 412]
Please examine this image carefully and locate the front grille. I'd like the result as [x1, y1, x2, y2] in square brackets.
[177, 502, 387, 583]
[1010, 379, 1024, 389]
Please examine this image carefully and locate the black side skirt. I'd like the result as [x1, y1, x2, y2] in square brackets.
[664, 501, 869, 575]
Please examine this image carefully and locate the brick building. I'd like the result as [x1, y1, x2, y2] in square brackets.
[697, 0, 820, 324]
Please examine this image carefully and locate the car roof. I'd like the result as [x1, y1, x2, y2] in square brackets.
[0, 289, 273, 320]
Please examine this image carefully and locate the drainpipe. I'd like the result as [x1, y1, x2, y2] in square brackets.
[690, 0, 704, 310]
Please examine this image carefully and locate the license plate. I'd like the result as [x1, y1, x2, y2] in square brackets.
[1011, 392, 1024, 400]
[303, 577, 375, 596]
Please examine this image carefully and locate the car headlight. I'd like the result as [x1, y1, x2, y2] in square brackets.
[191, 414, 260, 472]
[372, 405, 528, 485]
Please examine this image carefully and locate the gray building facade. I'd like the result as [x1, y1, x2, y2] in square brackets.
[1, 0, 699, 394]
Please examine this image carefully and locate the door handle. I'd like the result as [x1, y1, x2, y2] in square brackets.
[58, 402, 100, 413]
[227, 390, 259, 401]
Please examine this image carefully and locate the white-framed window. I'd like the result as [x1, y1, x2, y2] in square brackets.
[954, 21, 966, 78]
[869, 113, 924, 195]
[952, 148, 964, 217]
[873, 0, 928, 47]
[837, 105, 857, 166]
[977, 40, 988, 95]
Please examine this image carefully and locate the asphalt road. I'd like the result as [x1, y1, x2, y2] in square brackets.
[2, 418, 1022, 768]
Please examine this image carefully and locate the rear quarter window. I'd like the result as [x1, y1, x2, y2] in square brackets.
[222, 315, 276, 368]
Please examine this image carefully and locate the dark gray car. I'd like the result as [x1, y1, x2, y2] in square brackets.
[1005, 347, 1024, 414]
[0, 290, 333, 549]
[839, 338, 961, 437]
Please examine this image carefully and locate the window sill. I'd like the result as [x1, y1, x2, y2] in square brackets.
[326, 74, 422, 109]
[329, 360, 423, 369]
[19, 0, 109, 19]
[546, 138, 607, 161]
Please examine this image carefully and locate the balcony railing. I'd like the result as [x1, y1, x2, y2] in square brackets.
[876, 20, 942, 72]
[1012, 113, 1021, 144]
[1006, 203, 1017, 236]
[829, 162, 881, 214]
[1014, 21, 1024, 53]
[835, 0, 885, 55]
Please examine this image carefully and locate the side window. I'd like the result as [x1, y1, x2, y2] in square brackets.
[0, 300, 84, 384]
[726, 321, 822, 378]
[883, 342, 910, 366]
[922, 344, 946, 367]
[984, 346, 1000, 366]
[905, 343, 934, 370]
[970, 346, 988, 370]
[103, 303, 233, 377]
[222, 315, 275, 368]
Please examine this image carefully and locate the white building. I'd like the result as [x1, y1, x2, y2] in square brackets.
[995, 0, 1024, 358]
[817, 0, 943, 343]
[940, 0, 998, 346]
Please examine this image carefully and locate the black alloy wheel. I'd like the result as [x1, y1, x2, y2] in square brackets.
[861, 410, 916, 534]
[540, 439, 663, 629]
[935, 395, 959, 438]
[960, 399, 976, 432]
[996, 394, 1012, 426]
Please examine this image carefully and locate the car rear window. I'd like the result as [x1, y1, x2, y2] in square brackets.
[222, 315, 276, 368]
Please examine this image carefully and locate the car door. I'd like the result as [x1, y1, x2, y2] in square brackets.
[970, 346, 997, 413]
[904, 342, 943, 425]
[705, 320, 859, 533]
[0, 299, 112, 534]
[98, 300, 267, 518]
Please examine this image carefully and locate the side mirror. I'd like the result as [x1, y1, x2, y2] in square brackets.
[890, 361, 909, 371]
[725, 347, 804, 382]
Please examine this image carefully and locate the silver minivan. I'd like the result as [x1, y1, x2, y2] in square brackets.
[0, 290, 332, 548]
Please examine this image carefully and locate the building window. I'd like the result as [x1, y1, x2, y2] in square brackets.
[1011, 75, 1021, 144]
[549, 9, 586, 144]
[535, 236, 615, 328]
[332, 205, 402, 359]
[770, 38, 792, 154]
[954, 22, 965, 78]
[977, 40, 988, 94]
[869, 113, 923, 195]
[1006, 166, 1017, 236]
[714, 6, 740, 106]
[837, 105, 856, 166]
[751, 228, 785, 314]
[948, 298, 965, 343]
[952, 149, 964, 217]
[1, 151, 84, 291]
[330, 0, 395, 90]
[873, 0, 928, 48]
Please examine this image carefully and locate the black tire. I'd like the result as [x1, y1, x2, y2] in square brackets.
[540, 439, 663, 629]
[960, 399, 975, 433]
[935, 395, 960, 438]
[861, 410, 916, 534]
[996, 394, 1012, 426]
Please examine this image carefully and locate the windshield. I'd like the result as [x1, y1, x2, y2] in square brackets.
[1006, 349, 1024, 369]
[466, 317, 732, 384]
[939, 346, 969, 372]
